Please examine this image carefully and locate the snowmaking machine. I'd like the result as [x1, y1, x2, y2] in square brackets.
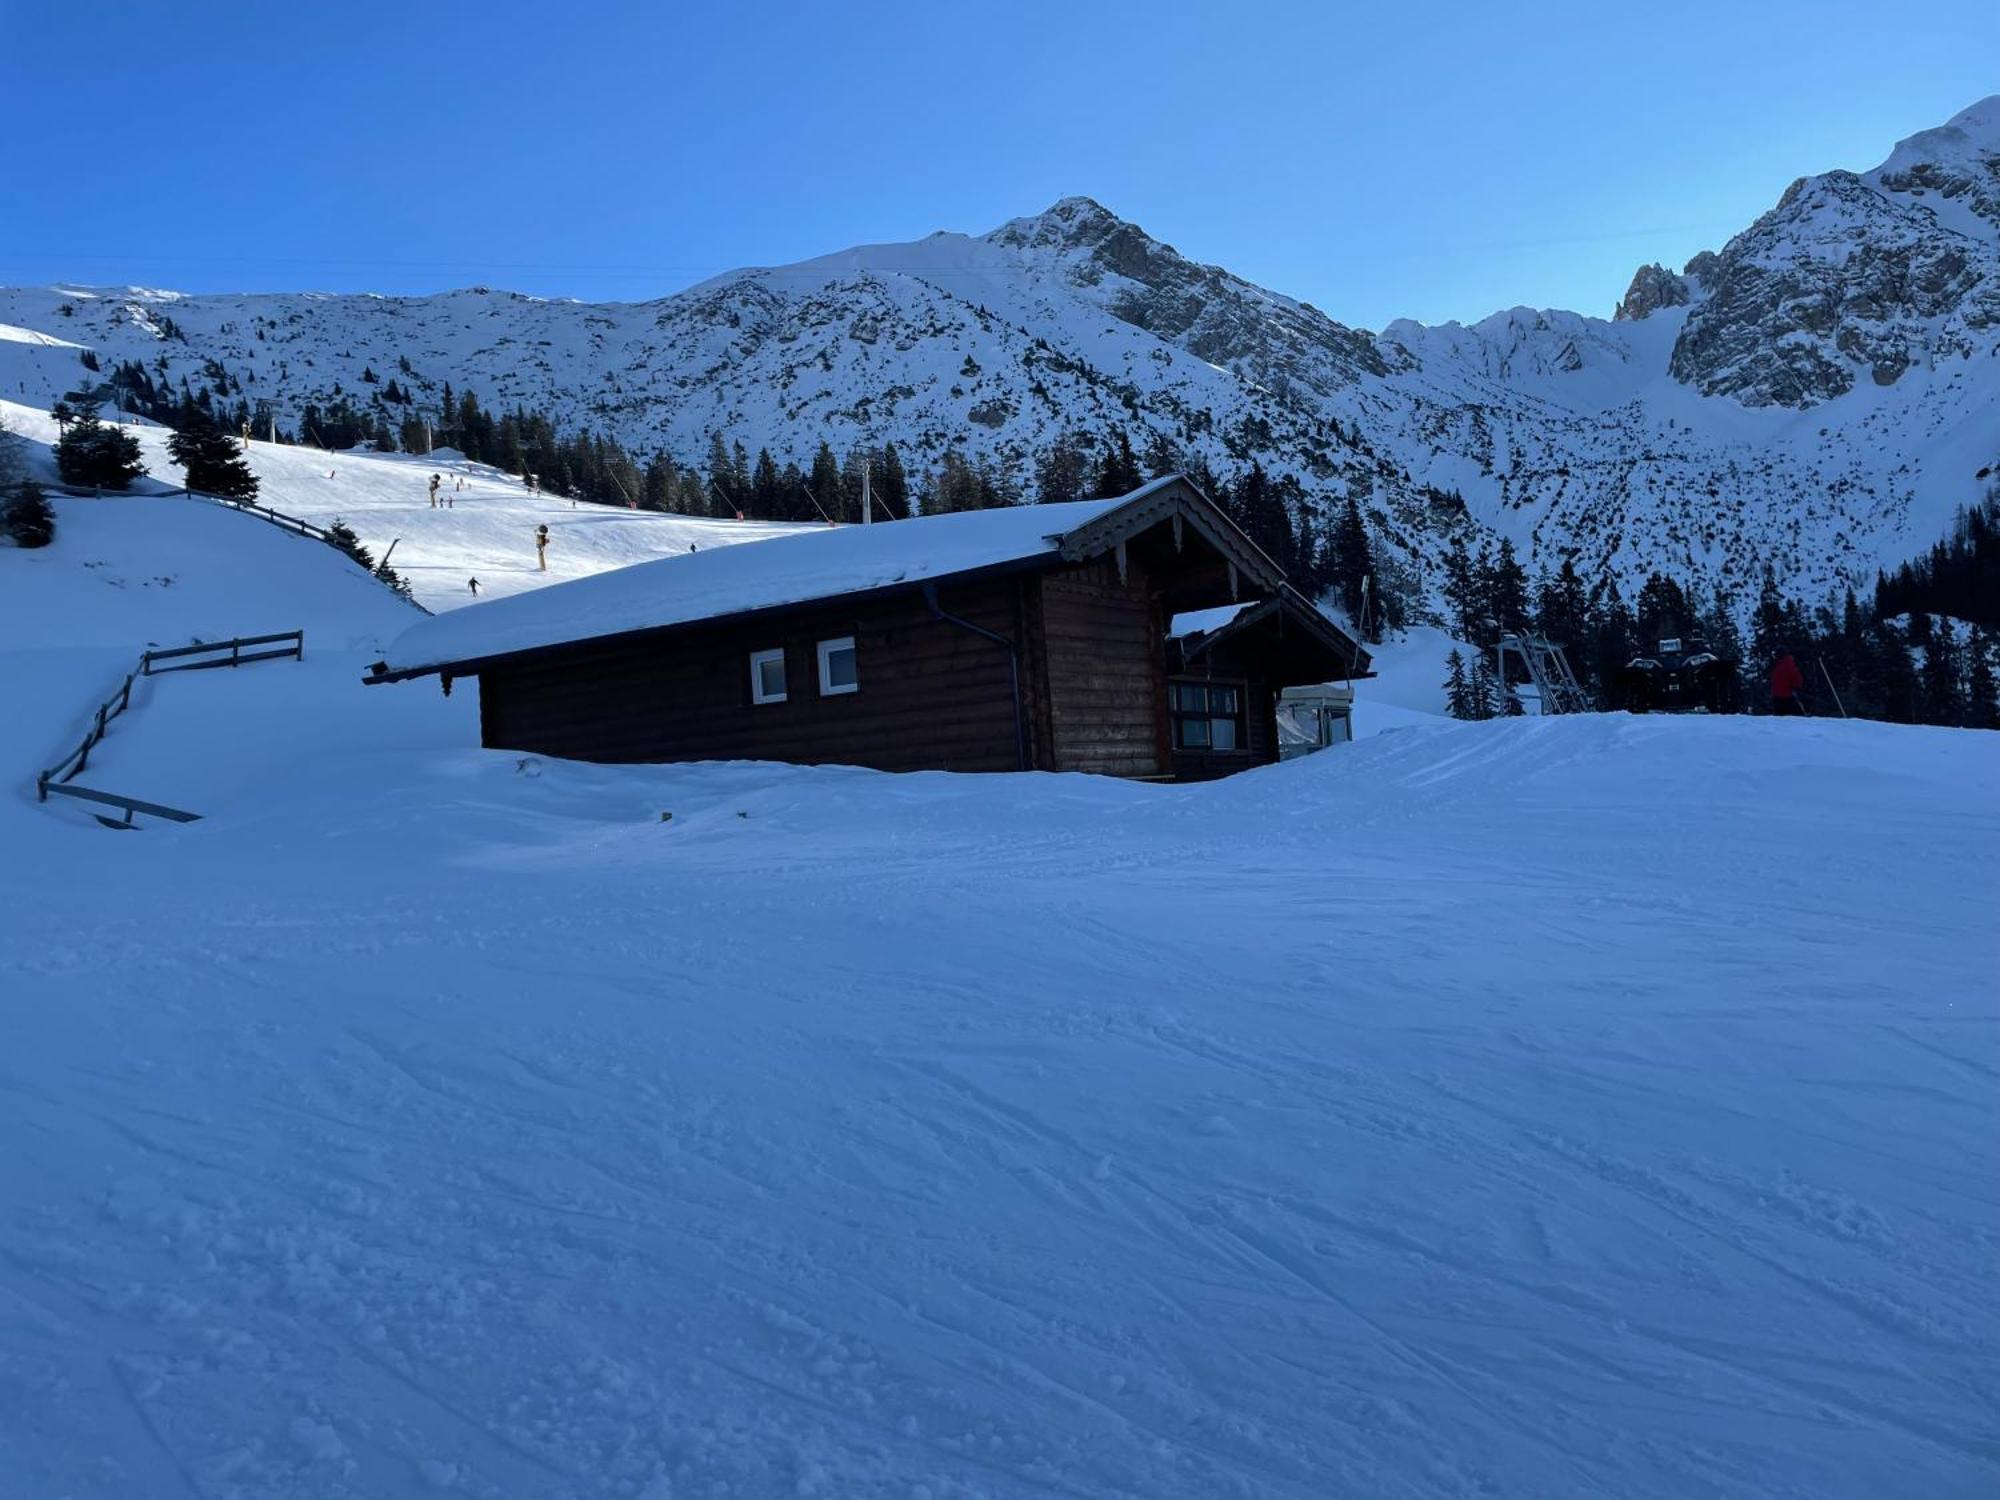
[1618, 635, 1741, 713]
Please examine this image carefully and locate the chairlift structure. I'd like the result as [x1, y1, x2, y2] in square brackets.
[1494, 633, 1590, 715]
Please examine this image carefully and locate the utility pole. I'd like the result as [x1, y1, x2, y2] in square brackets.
[862, 459, 872, 526]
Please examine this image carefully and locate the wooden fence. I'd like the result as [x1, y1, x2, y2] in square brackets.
[35, 631, 304, 828]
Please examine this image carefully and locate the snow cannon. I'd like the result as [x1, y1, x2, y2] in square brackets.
[1619, 636, 1740, 714]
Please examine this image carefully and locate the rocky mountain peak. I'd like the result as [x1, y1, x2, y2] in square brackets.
[1613, 263, 1692, 321]
[985, 196, 1130, 253]
[1665, 98, 2000, 407]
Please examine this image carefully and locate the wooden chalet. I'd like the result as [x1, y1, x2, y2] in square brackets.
[365, 475, 1370, 780]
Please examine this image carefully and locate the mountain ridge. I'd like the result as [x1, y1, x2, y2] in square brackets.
[3, 98, 1995, 614]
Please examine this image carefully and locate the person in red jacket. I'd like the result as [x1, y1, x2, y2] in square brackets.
[1770, 650, 1806, 715]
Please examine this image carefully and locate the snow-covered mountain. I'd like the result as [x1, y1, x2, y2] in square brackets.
[3, 98, 1995, 608]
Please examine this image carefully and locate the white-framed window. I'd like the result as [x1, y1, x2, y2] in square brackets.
[749, 647, 788, 705]
[817, 636, 858, 696]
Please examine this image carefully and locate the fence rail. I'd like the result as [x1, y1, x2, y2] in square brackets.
[35, 630, 304, 828]
[143, 630, 304, 675]
[39, 781, 203, 829]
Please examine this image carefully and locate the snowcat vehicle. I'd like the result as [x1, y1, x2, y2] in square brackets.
[1619, 635, 1740, 713]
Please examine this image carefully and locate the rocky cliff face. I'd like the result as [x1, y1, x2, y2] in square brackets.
[2, 102, 1995, 613]
[1666, 98, 2000, 406]
[1613, 263, 1694, 322]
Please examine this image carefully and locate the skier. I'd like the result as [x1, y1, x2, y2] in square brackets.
[468, 577, 480, 597]
[1769, 649, 1806, 715]
[428, 472, 441, 508]
[534, 524, 550, 571]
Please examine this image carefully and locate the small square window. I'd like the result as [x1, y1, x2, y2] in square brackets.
[818, 636, 858, 696]
[750, 648, 787, 704]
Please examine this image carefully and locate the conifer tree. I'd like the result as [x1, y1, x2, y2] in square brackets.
[1535, 559, 1590, 662]
[1226, 462, 1292, 574]
[876, 442, 911, 519]
[54, 404, 146, 490]
[1443, 536, 1480, 644]
[810, 442, 844, 523]
[1585, 580, 1636, 709]
[1489, 537, 1530, 638]
[1327, 495, 1377, 638]
[750, 448, 781, 520]
[1466, 649, 1500, 720]
[167, 417, 259, 499]
[2, 479, 55, 548]
[642, 455, 675, 513]
[1920, 620, 1968, 726]
[1035, 431, 1090, 504]
[323, 519, 375, 570]
[1092, 428, 1142, 498]
[1967, 627, 1999, 730]
[1443, 649, 1474, 720]
[706, 433, 736, 516]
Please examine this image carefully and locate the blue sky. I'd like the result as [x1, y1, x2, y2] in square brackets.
[2, 0, 1990, 328]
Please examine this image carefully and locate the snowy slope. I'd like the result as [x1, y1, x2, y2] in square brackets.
[5, 432, 1997, 1495]
[1, 399, 816, 615]
[3, 100, 1996, 613]
[1, 712, 1994, 1497]
[0, 483, 472, 825]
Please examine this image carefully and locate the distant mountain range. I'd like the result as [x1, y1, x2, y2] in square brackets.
[2, 96, 1995, 608]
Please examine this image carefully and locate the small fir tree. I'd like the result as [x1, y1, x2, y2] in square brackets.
[166, 418, 260, 499]
[54, 405, 146, 490]
[1443, 649, 1475, 720]
[1489, 537, 1531, 639]
[1966, 627, 1998, 730]
[3, 480, 55, 548]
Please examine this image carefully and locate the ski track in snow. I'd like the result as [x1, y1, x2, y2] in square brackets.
[1, 713, 1995, 1498]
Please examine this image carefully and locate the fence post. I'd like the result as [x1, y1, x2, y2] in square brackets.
[120, 675, 132, 711]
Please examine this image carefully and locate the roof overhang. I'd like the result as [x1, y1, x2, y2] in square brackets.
[1176, 588, 1374, 681]
[1056, 473, 1285, 598]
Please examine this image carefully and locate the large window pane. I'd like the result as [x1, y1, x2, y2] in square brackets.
[1209, 716, 1238, 751]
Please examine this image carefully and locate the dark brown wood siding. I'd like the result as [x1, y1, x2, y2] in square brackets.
[477, 579, 1029, 773]
[1038, 557, 1168, 777]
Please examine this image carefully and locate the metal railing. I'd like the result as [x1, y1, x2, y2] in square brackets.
[35, 631, 305, 828]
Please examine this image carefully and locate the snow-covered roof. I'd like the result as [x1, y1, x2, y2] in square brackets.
[375, 496, 1134, 677]
[1168, 602, 1253, 639]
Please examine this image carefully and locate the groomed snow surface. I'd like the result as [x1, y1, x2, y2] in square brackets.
[4, 475, 1997, 1498]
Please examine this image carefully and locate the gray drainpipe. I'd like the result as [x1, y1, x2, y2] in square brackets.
[922, 582, 1028, 771]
